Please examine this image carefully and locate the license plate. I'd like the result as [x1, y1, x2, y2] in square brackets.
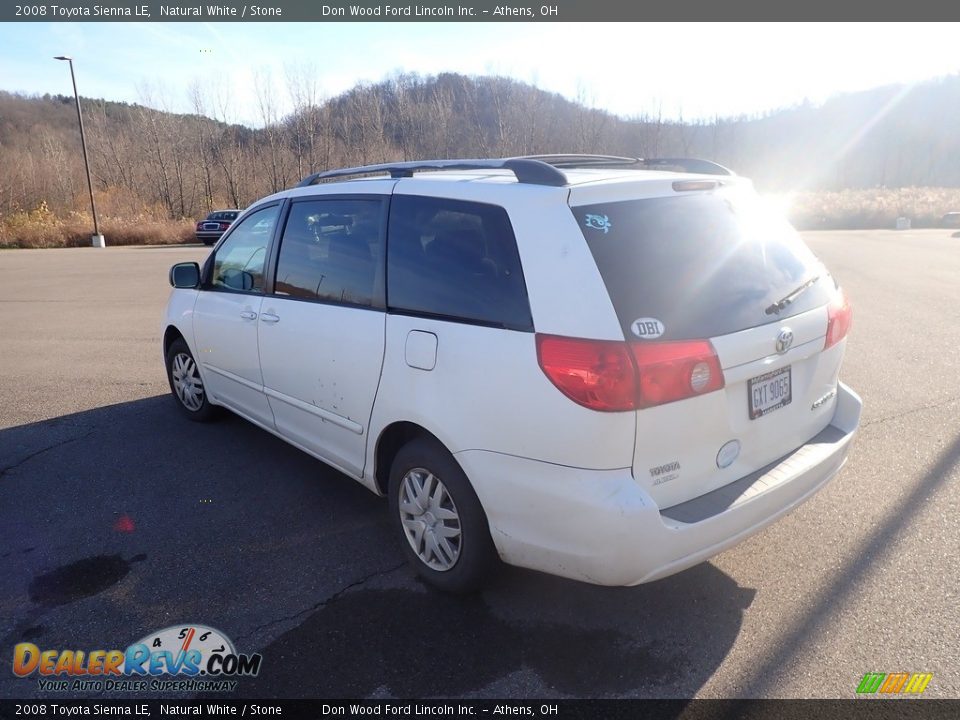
[748, 366, 792, 419]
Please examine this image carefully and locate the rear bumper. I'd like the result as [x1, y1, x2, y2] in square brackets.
[456, 382, 862, 586]
[195, 231, 224, 243]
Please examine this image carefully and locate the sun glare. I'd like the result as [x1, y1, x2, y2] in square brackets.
[761, 193, 796, 219]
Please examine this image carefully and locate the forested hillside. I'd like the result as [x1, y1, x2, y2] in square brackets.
[2, 71, 959, 245]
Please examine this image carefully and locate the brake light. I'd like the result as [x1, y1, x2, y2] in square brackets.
[536, 335, 725, 411]
[536, 335, 638, 412]
[824, 290, 853, 349]
[630, 340, 724, 408]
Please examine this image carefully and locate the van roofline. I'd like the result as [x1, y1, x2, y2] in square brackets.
[294, 155, 734, 189]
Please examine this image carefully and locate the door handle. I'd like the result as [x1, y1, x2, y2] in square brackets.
[239, 310, 258, 320]
[260, 313, 280, 324]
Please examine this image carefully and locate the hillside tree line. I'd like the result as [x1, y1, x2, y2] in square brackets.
[1, 71, 959, 222]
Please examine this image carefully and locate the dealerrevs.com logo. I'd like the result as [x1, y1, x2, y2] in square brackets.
[856, 672, 933, 696]
[13, 624, 262, 693]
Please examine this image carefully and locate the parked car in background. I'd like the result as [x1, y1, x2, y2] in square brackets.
[941, 211, 960, 228]
[164, 155, 861, 592]
[195, 210, 241, 245]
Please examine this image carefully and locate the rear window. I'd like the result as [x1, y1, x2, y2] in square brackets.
[572, 191, 833, 341]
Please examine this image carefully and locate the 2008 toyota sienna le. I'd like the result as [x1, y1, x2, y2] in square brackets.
[163, 155, 862, 592]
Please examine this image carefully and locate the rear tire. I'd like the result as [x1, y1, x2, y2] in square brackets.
[165, 338, 220, 422]
[388, 437, 497, 593]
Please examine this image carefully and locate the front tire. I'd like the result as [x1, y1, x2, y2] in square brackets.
[165, 338, 219, 422]
[388, 438, 497, 593]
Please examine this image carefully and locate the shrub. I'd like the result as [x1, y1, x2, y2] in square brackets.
[786, 187, 960, 230]
[0, 202, 195, 248]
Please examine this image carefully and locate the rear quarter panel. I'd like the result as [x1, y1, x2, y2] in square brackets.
[367, 315, 636, 473]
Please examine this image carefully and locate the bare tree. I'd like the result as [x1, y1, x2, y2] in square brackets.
[286, 63, 325, 178]
[453, 75, 491, 157]
[207, 80, 249, 209]
[334, 83, 392, 165]
[254, 68, 291, 193]
[574, 85, 609, 154]
[189, 81, 216, 213]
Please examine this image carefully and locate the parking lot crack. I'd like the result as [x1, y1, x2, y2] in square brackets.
[861, 394, 960, 429]
[233, 561, 406, 646]
[0, 429, 96, 479]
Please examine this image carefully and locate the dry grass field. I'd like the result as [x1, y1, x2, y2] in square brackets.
[2, 187, 960, 248]
[0, 200, 194, 248]
[786, 186, 960, 230]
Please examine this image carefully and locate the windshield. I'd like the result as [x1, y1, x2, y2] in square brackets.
[572, 190, 834, 341]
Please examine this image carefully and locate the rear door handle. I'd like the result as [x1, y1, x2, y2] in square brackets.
[260, 313, 280, 324]
[239, 310, 258, 320]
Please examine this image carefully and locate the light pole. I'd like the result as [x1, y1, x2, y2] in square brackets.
[54, 55, 104, 248]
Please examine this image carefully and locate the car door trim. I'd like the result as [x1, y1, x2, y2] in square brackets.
[263, 385, 364, 435]
[202, 363, 264, 393]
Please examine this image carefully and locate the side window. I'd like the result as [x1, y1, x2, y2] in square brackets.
[387, 195, 533, 330]
[210, 205, 279, 293]
[274, 198, 383, 308]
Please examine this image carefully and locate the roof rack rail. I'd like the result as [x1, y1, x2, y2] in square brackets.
[519, 154, 732, 176]
[639, 158, 734, 176]
[519, 154, 642, 168]
[293, 155, 734, 189]
[295, 158, 567, 188]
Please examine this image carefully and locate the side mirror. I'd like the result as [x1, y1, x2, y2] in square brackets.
[169, 262, 201, 289]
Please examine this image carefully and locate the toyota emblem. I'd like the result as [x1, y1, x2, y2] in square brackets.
[776, 328, 794, 354]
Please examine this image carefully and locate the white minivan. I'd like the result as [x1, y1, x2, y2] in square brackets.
[163, 155, 861, 592]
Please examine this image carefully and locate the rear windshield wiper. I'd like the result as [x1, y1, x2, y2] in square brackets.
[765, 275, 820, 315]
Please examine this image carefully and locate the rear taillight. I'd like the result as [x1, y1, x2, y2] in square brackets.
[824, 290, 853, 350]
[536, 334, 725, 412]
[630, 340, 724, 408]
[536, 335, 638, 412]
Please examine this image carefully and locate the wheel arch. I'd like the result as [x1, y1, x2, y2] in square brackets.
[373, 421, 448, 497]
[163, 325, 185, 357]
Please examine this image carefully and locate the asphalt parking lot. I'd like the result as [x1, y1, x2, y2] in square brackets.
[1, 230, 958, 699]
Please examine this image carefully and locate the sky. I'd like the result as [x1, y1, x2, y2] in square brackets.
[1, 22, 959, 126]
